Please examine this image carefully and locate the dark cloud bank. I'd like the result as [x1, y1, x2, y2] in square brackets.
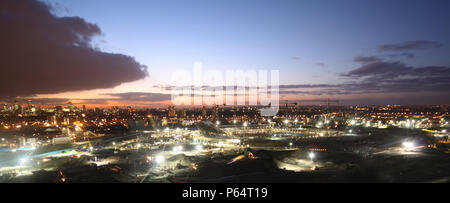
[379, 40, 442, 51]
[278, 59, 450, 104]
[0, 0, 148, 98]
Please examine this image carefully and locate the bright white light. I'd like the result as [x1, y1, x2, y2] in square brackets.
[442, 129, 447, 133]
[243, 122, 248, 127]
[349, 129, 353, 133]
[268, 119, 271, 123]
[155, 155, 164, 164]
[216, 121, 220, 125]
[319, 133, 324, 137]
[402, 141, 414, 150]
[230, 139, 241, 144]
[294, 119, 298, 123]
[350, 120, 356, 125]
[20, 158, 27, 165]
[284, 120, 289, 124]
[233, 120, 237, 124]
[289, 142, 293, 146]
[218, 141, 224, 147]
[196, 145, 203, 151]
[308, 152, 315, 159]
[112, 142, 116, 146]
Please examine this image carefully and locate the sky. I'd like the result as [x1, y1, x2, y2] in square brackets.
[1, 0, 450, 107]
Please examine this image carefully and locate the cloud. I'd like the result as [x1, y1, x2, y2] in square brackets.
[2, 92, 173, 106]
[100, 92, 172, 102]
[341, 61, 450, 93]
[275, 61, 450, 100]
[353, 56, 383, 63]
[388, 53, 415, 59]
[6, 98, 71, 106]
[0, 0, 148, 98]
[379, 40, 442, 51]
[279, 84, 338, 89]
[342, 61, 410, 77]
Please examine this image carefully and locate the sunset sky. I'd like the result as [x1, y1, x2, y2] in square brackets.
[1, 0, 450, 107]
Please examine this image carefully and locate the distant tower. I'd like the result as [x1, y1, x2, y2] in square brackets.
[201, 106, 207, 119]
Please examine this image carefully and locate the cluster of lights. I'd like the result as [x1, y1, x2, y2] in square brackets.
[230, 139, 241, 144]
